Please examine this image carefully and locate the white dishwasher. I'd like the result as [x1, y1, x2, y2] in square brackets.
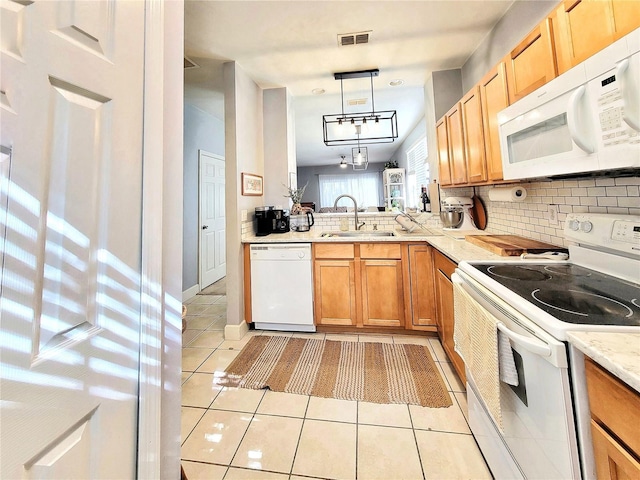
[250, 243, 315, 332]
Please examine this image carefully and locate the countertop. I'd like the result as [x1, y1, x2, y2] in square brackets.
[568, 332, 640, 393]
[243, 228, 503, 263]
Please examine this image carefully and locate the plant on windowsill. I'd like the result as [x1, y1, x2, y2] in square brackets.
[284, 181, 309, 215]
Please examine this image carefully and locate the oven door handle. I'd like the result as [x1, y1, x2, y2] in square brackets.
[496, 322, 552, 358]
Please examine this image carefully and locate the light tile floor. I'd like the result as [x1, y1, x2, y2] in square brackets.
[181, 294, 492, 480]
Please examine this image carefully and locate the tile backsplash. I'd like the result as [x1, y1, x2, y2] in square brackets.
[241, 175, 639, 246]
[444, 176, 640, 247]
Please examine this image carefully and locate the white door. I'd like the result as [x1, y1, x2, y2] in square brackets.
[0, 1, 145, 478]
[199, 151, 226, 288]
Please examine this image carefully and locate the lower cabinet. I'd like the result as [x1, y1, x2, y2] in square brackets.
[585, 358, 640, 480]
[313, 242, 436, 331]
[433, 249, 466, 383]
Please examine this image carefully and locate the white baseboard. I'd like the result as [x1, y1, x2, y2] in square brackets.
[224, 322, 249, 341]
[182, 284, 200, 301]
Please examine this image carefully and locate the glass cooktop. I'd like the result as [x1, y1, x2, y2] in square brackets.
[472, 263, 640, 326]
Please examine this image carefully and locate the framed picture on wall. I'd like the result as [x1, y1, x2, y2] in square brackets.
[241, 173, 263, 196]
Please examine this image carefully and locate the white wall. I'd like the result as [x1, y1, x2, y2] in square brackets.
[263, 88, 294, 207]
[183, 104, 225, 292]
[224, 62, 264, 327]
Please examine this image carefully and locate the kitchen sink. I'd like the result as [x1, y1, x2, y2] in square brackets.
[321, 231, 396, 237]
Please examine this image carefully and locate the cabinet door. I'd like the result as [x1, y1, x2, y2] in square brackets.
[436, 117, 452, 186]
[361, 259, 405, 328]
[611, 0, 640, 40]
[553, 0, 616, 74]
[505, 18, 557, 103]
[314, 260, 358, 326]
[461, 87, 487, 184]
[408, 245, 436, 328]
[446, 104, 468, 185]
[433, 252, 466, 383]
[480, 62, 509, 182]
[591, 420, 640, 480]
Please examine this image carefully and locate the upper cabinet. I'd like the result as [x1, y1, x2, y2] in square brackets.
[461, 86, 487, 184]
[435, 0, 640, 188]
[446, 103, 468, 185]
[505, 18, 557, 103]
[480, 62, 510, 182]
[553, 0, 640, 74]
[436, 117, 452, 186]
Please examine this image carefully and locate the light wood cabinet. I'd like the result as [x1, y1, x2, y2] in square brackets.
[552, 0, 640, 74]
[407, 244, 436, 330]
[461, 87, 487, 184]
[479, 62, 510, 182]
[585, 357, 640, 480]
[436, 117, 452, 186]
[505, 17, 557, 103]
[433, 250, 466, 383]
[313, 242, 406, 329]
[446, 103, 468, 185]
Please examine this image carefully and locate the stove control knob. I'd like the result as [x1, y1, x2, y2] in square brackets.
[580, 221, 593, 233]
[568, 219, 580, 231]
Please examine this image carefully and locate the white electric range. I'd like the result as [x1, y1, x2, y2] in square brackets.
[453, 213, 640, 479]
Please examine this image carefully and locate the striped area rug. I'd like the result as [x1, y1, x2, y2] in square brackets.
[217, 335, 452, 408]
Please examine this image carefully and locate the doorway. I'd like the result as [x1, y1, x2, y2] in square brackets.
[199, 150, 226, 289]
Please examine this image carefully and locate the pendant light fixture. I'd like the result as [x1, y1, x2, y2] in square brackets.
[351, 125, 368, 170]
[322, 69, 398, 147]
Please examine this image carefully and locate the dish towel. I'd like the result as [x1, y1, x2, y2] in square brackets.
[498, 330, 519, 386]
[453, 282, 504, 432]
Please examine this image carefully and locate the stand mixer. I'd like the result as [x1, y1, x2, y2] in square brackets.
[440, 197, 478, 235]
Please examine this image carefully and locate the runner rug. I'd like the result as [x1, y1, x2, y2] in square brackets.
[218, 335, 452, 408]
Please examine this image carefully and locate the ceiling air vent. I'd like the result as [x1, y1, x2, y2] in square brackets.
[184, 57, 199, 69]
[338, 31, 371, 47]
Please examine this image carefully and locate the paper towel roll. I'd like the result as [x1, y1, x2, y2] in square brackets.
[488, 186, 527, 202]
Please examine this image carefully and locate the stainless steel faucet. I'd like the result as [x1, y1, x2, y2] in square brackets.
[334, 194, 365, 230]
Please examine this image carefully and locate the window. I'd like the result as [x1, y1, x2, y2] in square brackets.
[406, 137, 429, 208]
[318, 172, 380, 208]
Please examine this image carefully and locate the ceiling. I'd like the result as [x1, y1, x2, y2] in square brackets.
[184, 1, 515, 167]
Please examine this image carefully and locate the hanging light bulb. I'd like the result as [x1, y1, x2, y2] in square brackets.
[355, 150, 363, 165]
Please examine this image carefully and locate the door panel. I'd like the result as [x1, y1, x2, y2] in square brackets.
[0, 1, 145, 478]
[199, 151, 226, 288]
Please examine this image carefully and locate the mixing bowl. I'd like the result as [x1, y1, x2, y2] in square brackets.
[440, 208, 464, 228]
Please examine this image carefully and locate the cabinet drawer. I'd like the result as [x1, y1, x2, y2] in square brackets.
[314, 243, 355, 259]
[433, 250, 457, 279]
[585, 358, 640, 455]
[360, 243, 401, 259]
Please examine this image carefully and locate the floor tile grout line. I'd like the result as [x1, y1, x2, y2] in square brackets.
[407, 403, 427, 480]
[354, 400, 359, 480]
[225, 389, 266, 471]
[288, 395, 311, 478]
[180, 406, 208, 447]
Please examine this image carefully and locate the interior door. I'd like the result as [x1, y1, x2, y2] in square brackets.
[199, 151, 226, 288]
[0, 1, 145, 478]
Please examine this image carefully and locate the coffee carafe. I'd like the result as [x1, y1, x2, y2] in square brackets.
[290, 210, 314, 232]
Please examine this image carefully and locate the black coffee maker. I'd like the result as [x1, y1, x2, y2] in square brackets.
[255, 206, 273, 236]
[270, 208, 290, 233]
[255, 206, 290, 235]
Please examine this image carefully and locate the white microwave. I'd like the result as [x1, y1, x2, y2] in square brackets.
[498, 29, 640, 180]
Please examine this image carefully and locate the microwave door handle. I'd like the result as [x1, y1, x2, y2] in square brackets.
[496, 322, 552, 358]
[567, 85, 595, 153]
[617, 59, 640, 131]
